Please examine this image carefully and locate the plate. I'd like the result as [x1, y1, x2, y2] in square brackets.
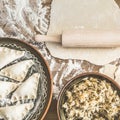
[0, 37, 52, 120]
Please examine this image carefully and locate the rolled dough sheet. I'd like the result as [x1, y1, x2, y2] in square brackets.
[47, 0, 120, 65]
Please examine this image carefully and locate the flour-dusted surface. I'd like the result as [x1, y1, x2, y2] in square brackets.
[0, 0, 51, 39]
[0, 0, 120, 99]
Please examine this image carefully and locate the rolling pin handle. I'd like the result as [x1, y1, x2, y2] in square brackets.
[35, 34, 61, 43]
[35, 29, 120, 47]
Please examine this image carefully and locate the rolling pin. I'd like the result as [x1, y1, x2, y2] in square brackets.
[35, 29, 120, 47]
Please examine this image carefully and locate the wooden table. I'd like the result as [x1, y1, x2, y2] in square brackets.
[116, 0, 120, 6]
[44, 99, 58, 120]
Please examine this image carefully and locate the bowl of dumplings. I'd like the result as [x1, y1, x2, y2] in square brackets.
[57, 72, 120, 120]
[0, 37, 52, 120]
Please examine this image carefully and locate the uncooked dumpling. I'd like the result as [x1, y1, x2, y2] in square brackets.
[47, 0, 120, 65]
[11, 73, 40, 102]
[0, 81, 19, 99]
[0, 47, 25, 69]
[0, 60, 34, 81]
[0, 102, 34, 120]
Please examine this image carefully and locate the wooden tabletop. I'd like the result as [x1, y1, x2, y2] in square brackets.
[115, 0, 120, 7]
[44, 99, 58, 120]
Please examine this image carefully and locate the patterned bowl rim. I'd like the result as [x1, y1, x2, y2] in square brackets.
[0, 37, 53, 120]
[57, 72, 120, 120]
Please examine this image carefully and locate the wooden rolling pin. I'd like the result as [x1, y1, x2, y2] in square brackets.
[35, 29, 120, 47]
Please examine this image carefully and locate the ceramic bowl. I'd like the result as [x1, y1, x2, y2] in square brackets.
[57, 72, 120, 120]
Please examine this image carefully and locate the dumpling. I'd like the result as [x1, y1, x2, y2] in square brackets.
[0, 47, 25, 69]
[0, 102, 34, 120]
[11, 73, 40, 102]
[0, 81, 19, 99]
[0, 60, 34, 82]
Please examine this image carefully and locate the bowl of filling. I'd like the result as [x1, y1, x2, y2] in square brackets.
[57, 72, 120, 120]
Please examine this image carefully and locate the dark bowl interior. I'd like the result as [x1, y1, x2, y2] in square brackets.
[57, 72, 120, 120]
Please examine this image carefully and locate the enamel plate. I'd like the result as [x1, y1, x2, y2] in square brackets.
[0, 37, 52, 120]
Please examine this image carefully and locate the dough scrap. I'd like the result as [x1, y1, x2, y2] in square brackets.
[99, 64, 117, 79]
[0, 60, 34, 82]
[11, 73, 40, 102]
[115, 66, 120, 83]
[0, 47, 25, 69]
[0, 102, 34, 120]
[0, 81, 19, 99]
[47, 0, 120, 65]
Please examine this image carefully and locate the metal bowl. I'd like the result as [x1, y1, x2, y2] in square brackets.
[0, 37, 52, 120]
[57, 72, 120, 120]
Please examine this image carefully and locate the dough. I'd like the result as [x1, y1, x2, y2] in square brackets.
[99, 64, 117, 79]
[115, 65, 120, 82]
[11, 73, 40, 102]
[0, 102, 34, 120]
[0, 47, 25, 69]
[47, 0, 120, 65]
[0, 60, 34, 81]
[0, 81, 19, 99]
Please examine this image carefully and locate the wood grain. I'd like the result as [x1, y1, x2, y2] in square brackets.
[44, 99, 58, 120]
[115, 0, 120, 7]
